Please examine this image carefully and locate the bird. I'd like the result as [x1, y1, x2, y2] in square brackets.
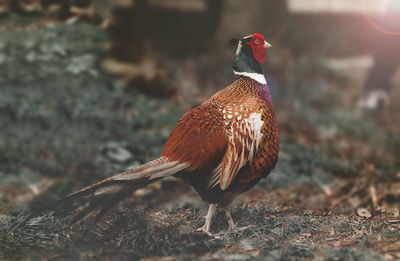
[12, 33, 280, 237]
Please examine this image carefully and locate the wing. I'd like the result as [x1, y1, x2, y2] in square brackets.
[208, 111, 264, 190]
[161, 103, 228, 171]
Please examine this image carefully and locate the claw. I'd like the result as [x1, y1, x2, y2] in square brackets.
[225, 208, 251, 233]
[228, 224, 252, 233]
[196, 225, 217, 238]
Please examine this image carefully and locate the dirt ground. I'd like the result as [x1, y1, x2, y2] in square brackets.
[0, 13, 400, 261]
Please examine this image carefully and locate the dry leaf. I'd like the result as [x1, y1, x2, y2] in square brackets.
[357, 208, 372, 218]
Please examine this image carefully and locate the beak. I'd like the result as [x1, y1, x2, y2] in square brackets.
[264, 41, 272, 48]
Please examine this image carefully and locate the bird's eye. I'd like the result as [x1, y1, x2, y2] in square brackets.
[254, 39, 260, 45]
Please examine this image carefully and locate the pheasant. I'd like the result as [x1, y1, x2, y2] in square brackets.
[14, 33, 280, 236]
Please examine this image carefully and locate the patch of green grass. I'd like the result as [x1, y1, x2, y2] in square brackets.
[0, 17, 183, 259]
[0, 19, 182, 192]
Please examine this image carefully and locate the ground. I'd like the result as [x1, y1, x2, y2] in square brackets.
[0, 15, 400, 261]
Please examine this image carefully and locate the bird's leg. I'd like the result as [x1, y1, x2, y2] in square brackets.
[225, 208, 236, 231]
[224, 208, 252, 232]
[196, 203, 216, 237]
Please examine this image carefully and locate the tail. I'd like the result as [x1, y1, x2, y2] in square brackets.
[62, 157, 189, 225]
[10, 157, 189, 232]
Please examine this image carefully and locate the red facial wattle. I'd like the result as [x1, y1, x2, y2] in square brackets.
[246, 33, 267, 64]
[252, 45, 266, 64]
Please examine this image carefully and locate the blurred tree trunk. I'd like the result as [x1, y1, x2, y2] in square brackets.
[104, 0, 224, 99]
[109, 0, 147, 62]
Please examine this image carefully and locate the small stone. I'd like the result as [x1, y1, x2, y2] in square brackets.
[300, 232, 312, 238]
[303, 210, 313, 215]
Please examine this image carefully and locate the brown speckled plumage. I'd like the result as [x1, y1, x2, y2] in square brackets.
[163, 76, 279, 206]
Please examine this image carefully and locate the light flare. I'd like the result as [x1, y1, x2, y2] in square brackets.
[363, 0, 400, 36]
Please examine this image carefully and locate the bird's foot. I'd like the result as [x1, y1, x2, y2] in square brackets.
[228, 224, 252, 233]
[224, 208, 252, 234]
[196, 226, 220, 238]
[196, 204, 218, 238]
[212, 225, 252, 237]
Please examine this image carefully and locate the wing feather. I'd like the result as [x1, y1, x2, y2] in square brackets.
[216, 112, 264, 190]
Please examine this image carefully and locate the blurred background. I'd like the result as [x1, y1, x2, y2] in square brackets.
[1, 0, 400, 260]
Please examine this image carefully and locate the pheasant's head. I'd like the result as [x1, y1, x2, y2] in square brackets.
[231, 33, 271, 84]
[231, 33, 271, 64]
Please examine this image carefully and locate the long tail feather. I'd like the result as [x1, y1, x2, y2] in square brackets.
[62, 157, 189, 225]
[68, 185, 142, 226]
[63, 157, 188, 201]
[10, 157, 189, 231]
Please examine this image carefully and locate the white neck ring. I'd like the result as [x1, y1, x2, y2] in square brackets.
[233, 71, 266, 85]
